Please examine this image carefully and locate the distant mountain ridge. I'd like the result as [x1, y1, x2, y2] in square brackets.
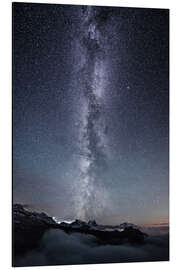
[59, 218, 141, 231]
[14, 203, 141, 231]
[13, 204, 147, 257]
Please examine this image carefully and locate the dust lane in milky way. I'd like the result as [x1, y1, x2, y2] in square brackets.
[13, 3, 169, 225]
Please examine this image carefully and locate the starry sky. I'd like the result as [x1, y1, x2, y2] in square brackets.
[13, 3, 169, 226]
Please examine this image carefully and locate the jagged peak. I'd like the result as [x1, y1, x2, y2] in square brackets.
[88, 220, 97, 226]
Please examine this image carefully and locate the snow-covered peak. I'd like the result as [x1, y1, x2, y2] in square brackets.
[52, 217, 75, 225]
[119, 222, 140, 229]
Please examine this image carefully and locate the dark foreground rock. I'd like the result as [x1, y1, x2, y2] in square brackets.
[13, 204, 147, 258]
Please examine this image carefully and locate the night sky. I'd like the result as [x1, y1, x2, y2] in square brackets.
[13, 3, 169, 226]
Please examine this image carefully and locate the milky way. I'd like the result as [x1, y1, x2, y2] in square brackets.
[70, 6, 112, 220]
[13, 3, 169, 225]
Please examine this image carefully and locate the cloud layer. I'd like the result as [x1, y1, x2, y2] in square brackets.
[14, 228, 169, 267]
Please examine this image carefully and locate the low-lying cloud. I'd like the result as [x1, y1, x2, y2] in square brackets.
[14, 228, 169, 267]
